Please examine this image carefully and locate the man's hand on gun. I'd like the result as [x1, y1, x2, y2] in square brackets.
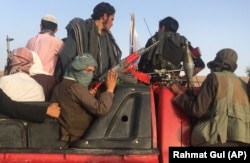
[105, 70, 118, 93]
[90, 70, 118, 95]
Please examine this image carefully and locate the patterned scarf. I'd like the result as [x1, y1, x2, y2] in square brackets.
[9, 47, 33, 74]
[40, 29, 55, 36]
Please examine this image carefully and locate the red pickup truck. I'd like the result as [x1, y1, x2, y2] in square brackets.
[0, 83, 190, 163]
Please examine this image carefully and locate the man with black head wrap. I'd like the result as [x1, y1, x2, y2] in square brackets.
[171, 48, 250, 146]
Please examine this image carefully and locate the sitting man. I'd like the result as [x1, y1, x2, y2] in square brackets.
[0, 47, 45, 101]
[26, 14, 64, 101]
[171, 48, 250, 146]
[51, 53, 118, 144]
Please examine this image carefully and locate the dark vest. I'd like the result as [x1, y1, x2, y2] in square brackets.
[138, 31, 187, 73]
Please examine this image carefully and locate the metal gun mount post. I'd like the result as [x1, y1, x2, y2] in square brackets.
[149, 68, 184, 86]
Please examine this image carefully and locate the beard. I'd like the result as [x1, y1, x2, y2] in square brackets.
[102, 19, 109, 31]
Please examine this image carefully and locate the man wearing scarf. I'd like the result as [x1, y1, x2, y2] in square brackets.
[0, 49, 60, 122]
[0, 47, 45, 102]
[54, 2, 122, 86]
[51, 53, 117, 143]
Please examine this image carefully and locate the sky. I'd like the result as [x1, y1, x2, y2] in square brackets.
[0, 0, 250, 76]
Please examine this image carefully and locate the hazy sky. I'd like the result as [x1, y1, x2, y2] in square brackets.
[1, 0, 250, 76]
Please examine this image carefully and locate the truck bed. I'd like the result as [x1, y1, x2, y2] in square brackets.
[0, 83, 161, 163]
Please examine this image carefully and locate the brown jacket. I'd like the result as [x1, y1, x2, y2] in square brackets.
[51, 79, 114, 142]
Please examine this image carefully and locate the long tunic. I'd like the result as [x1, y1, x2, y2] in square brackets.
[26, 33, 63, 75]
[51, 79, 114, 142]
[0, 72, 45, 101]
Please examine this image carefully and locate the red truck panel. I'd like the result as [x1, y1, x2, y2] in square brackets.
[0, 153, 159, 163]
[155, 86, 191, 163]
